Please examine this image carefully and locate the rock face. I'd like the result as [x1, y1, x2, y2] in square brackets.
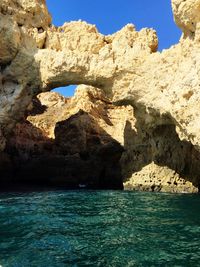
[1, 0, 200, 192]
[4, 86, 199, 193]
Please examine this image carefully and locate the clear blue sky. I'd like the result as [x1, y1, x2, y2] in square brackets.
[46, 0, 181, 97]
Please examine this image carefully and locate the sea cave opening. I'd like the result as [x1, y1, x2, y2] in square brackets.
[1, 84, 124, 191]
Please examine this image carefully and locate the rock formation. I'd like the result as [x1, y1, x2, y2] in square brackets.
[6, 87, 129, 189]
[1, 0, 200, 192]
[4, 86, 199, 193]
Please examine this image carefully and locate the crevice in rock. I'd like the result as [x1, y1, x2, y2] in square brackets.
[0, 62, 12, 72]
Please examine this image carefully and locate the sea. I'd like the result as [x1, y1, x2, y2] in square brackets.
[0, 190, 200, 266]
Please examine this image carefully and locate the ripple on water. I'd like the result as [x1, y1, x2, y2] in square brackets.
[0, 191, 200, 266]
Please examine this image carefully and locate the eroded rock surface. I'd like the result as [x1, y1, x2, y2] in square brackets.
[0, 0, 200, 192]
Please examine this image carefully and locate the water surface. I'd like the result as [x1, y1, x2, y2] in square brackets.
[0, 190, 200, 266]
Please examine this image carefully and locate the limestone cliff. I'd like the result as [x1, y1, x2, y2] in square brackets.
[1, 0, 200, 192]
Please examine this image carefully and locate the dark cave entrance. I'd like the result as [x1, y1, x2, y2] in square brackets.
[0, 85, 124, 191]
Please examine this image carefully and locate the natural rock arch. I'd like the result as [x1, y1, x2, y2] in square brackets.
[1, 0, 200, 191]
[1, 0, 200, 153]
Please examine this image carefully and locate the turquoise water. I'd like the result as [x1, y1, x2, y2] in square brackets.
[0, 191, 200, 267]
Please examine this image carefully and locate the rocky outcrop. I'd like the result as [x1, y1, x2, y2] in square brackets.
[172, 0, 200, 37]
[1, 0, 200, 192]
